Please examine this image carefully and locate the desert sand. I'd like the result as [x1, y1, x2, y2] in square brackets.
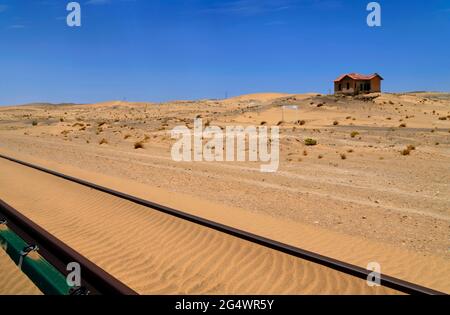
[0, 247, 42, 295]
[0, 158, 402, 294]
[0, 92, 449, 294]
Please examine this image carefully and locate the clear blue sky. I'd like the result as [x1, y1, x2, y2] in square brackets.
[1, 0, 449, 105]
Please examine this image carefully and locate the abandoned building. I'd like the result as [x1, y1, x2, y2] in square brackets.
[334, 73, 383, 95]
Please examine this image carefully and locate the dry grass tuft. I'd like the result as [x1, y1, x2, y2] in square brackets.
[401, 145, 416, 156]
[304, 138, 317, 146]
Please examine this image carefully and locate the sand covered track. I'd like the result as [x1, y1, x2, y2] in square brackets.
[0, 154, 444, 295]
[0, 199, 138, 295]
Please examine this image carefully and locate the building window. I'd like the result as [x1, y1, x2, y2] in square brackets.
[338, 84, 342, 91]
[346, 83, 350, 90]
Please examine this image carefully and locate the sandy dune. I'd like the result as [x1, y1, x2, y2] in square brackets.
[0, 92, 449, 294]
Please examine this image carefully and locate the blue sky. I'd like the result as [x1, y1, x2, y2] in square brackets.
[0, 0, 449, 105]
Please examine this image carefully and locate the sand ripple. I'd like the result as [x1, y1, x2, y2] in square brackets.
[0, 159, 399, 294]
[0, 249, 42, 295]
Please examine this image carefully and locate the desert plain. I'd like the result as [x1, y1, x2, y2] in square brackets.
[0, 92, 449, 294]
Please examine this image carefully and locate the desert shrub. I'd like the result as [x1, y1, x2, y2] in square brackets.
[99, 138, 108, 145]
[399, 123, 407, 128]
[350, 131, 359, 138]
[333, 121, 339, 126]
[439, 117, 447, 121]
[134, 141, 144, 149]
[260, 121, 267, 126]
[124, 134, 131, 139]
[304, 138, 317, 146]
[340, 153, 347, 160]
[401, 148, 411, 156]
[32, 120, 38, 126]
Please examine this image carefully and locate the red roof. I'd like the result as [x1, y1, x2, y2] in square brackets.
[334, 73, 383, 82]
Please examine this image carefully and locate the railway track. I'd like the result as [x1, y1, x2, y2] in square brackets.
[0, 153, 445, 295]
[0, 199, 138, 295]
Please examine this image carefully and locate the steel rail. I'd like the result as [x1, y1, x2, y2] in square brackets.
[0, 199, 138, 295]
[0, 153, 446, 295]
